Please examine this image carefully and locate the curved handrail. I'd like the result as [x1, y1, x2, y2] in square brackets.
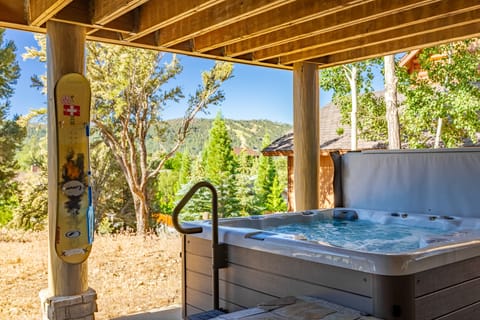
[172, 181, 218, 234]
[173, 180, 224, 311]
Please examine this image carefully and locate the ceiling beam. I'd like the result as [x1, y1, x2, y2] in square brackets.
[193, 0, 373, 53]
[0, 2, 25, 25]
[124, 0, 225, 41]
[92, 0, 148, 26]
[156, 0, 294, 48]
[315, 22, 480, 68]
[28, 0, 73, 26]
[281, 9, 480, 65]
[224, 0, 441, 58]
[252, 0, 480, 62]
[88, 33, 293, 71]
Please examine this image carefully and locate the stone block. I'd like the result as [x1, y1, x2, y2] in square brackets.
[40, 288, 97, 320]
[66, 301, 96, 318]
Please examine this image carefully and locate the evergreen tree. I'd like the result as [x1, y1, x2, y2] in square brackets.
[176, 155, 209, 220]
[254, 134, 277, 213]
[178, 150, 192, 187]
[0, 29, 23, 225]
[235, 150, 257, 215]
[265, 175, 287, 213]
[200, 112, 240, 217]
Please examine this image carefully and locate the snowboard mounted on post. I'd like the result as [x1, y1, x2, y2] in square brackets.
[54, 73, 94, 264]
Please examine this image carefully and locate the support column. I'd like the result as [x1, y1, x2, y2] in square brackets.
[41, 21, 96, 320]
[293, 62, 320, 211]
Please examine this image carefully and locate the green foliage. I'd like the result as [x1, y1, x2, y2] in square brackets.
[22, 33, 47, 94]
[0, 29, 20, 98]
[319, 59, 387, 143]
[8, 111, 47, 230]
[97, 217, 114, 235]
[265, 175, 287, 213]
[254, 135, 278, 212]
[163, 118, 291, 155]
[200, 112, 240, 217]
[152, 169, 179, 214]
[87, 42, 233, 234]
[398, 40, 480, 148]
[11, 163, 48, 230]
[235, 151, 257, 215]
[90, 140, 135, 229]
[15, 110, 47, 170]
[0, 28, 23, 224]
[177, 150, 192, 186]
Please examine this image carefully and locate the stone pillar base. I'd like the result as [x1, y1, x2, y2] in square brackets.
[40, 288, 97, 320]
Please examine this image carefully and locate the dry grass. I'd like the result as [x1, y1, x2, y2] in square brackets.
[0, 228, 182, 319]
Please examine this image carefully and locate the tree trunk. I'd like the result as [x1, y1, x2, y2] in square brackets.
[384, 55, 401, 149]
[434, 118, 443, 148]
[133, 191, 149, 235]
[349, 66, 358, 151]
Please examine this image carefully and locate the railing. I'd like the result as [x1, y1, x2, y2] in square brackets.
[172, 181, 228, 312]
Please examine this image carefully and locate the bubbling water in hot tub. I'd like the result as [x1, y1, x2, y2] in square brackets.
[264, 218, 447, 253]
[241, 208, 480, 254]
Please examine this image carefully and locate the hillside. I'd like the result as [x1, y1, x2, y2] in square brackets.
[22, 118, 292, 158]
[159, 118, 292, 155]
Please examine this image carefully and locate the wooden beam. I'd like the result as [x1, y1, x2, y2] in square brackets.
[253, 0, 480, 62]
[50, 0, 90, 26]
[224, 0, 441, 57]
[193, 0, 373, 53]
[28, 0, 73, 26]
[52, 1, 136, 35]
[0, 1, 26, 25]
[279, 7, 480, 65]
[316, 22, 480, 68]
[154, 0, 294, 48]
[124, 0, 224, 41]
[46, 21, 88, 296]
[293, 62, 319, 211]
[92, 0, 148, 26]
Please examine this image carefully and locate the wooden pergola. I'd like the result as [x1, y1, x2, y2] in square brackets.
[1, 1, 478, 319]
[1, 1, 479, 69]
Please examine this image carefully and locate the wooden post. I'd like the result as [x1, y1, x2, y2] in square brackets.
[46, 21, 88, 297]
[293, 62, 320, 211]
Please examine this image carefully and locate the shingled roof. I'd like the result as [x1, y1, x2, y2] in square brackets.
[262, 102, 385, 156]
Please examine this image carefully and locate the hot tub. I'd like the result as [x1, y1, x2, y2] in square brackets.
[182, 208, 480, 319]
[181, 149, 480, 320]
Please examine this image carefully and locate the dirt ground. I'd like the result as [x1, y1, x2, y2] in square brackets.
[0, 228, 182, 320]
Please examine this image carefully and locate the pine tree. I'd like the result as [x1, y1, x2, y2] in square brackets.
[200, 112, 240, 217]
[0, 29, 23, 225]
[178, 150, 192, 186]
[254, 134, 277, 213]
[236, 150, 257, 215]
[265, 174, 287, 213]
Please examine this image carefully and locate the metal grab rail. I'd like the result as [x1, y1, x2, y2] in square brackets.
[172, 181, 227, 312]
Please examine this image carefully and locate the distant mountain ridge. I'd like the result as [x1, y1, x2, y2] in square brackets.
[159, 118, 292, 155]
[24, 118, 292, 157]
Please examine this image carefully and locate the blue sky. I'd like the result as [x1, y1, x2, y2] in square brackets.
[4, 28, 383, 124]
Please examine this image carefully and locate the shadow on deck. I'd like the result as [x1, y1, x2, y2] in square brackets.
[111, 305, 181, 320]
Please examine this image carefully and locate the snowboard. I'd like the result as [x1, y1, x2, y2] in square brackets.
[54, 73, 94, 264]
